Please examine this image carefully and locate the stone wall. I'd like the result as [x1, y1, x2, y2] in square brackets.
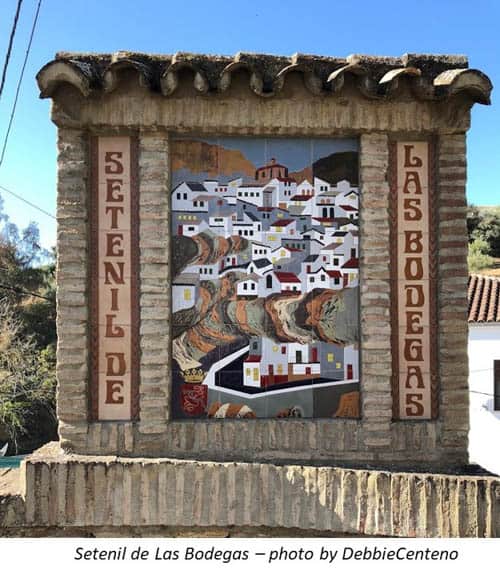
[4, 447, 495, 537]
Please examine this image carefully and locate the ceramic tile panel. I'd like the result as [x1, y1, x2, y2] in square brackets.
[390, 141, 436, 420]
[90, 136, 139, 421]
[170, 136, 360, 419]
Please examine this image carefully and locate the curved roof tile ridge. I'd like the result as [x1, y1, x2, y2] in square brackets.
[36, 51, 493, 103]
[468, 274, 500, 323]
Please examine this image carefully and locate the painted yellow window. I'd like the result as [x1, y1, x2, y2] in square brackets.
[245, 368, 251, 376]
[327, 353, 334, 362]
[272, 346, 278, 352]
[280, 250, 286, 257]
[336, 362, 342, 369]
[277, 364, 283, 374]
[253, 368, 259, 381]
[276, 227, 282, 232]
[183, 289, 192, 301]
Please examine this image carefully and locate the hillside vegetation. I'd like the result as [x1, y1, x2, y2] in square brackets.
[467, 205, 500, 275]
[0, 197, 57, 454]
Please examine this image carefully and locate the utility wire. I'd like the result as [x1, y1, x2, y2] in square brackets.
[0, 0, 42, 168]
[0, 183, 55, 219]
[0, 281, 52, 301]
[0, 0, 23, 99]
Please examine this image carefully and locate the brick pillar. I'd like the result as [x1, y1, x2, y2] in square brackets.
[55, 127, 89, 452]
[359, 133, 393, 449]
[137, 131, 171, 440]
[437, 133, 469, 463]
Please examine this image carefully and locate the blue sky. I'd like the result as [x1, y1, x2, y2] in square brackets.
[0, 0, 498, 248]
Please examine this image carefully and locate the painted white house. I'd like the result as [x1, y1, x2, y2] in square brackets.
[246, 258, 273, 277]
[208, 214, 233, 237]
[274, 271, 301, 293]
[184, 262, 220, 278]
[179, 218, 209, 237]
[296, 179, 314, 196]
[290, 193, 315, 215]
[233, 212, 262, 241]
[468, 274, 500, 475]
[269, 218, 297, 238]
[171, 181, 208, 211]
[335, 204, 358, 220]
[342, 257, 359, 287]
[251, 241, 272, 260]
[236, 184, 265, 207]
[243, 337, 290, 388]
[236, 274, 260, 297]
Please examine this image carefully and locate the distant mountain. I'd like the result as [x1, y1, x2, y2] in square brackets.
[172, 140, 358, 186]
[171, 139, 255, 179]
[312, 151, 358, 186]
[289, 166, 313, 184]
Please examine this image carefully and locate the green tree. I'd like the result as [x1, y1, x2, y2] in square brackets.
[0, 195, 57, 453]
[472, 208, 500, 258]
[0, 301, 56, 452]
[467, 204, 500, 258]
[467, 203, 482, 241]
[468, 237, 494, 273]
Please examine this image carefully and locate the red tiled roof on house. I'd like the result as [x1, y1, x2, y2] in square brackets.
[274, 271, 301, 283]
[244, 355, 262, 362]
[342, 257, 359, 269]
[326, 270, 342, 278]
[256, 159, 287, 170]
[468, 274, 500, 323]
[290, 195, 314, 201]
[339, 204, 358, 211]
[270, 219, 294, 227]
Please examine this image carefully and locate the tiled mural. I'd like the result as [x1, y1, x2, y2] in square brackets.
[171, 137, 360, 419]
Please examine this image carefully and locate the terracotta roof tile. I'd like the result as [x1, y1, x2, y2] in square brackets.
[36, 52, 493, 104]
[274, 271, 301, 283]
[468, 274, 500, 323]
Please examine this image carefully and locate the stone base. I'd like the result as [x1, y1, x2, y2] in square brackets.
[1, 444, 499, 537]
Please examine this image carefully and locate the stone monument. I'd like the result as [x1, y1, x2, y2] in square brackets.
[2, 51, 498, 536]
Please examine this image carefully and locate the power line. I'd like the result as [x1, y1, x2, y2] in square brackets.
[0, 0, 23, 99]
[0, 183, 55, 220]
[0, 281, 52, 301]
[0, 0, 42, 168]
